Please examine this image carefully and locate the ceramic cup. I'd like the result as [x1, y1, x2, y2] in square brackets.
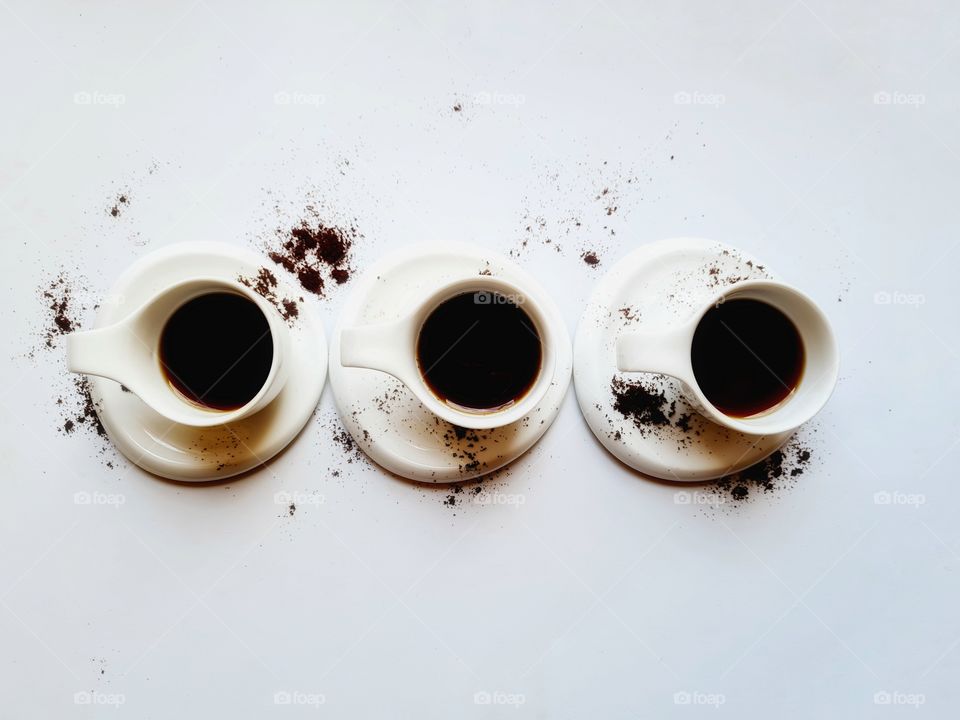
[340, 276, 555, 430]
[66, 277, 291, 427]
[615, 279, 838, 435]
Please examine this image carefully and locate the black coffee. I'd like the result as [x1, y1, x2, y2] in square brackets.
[691, 298, 804, 417]
[416, 291, 542, 411]
[160, 292, 273, 411]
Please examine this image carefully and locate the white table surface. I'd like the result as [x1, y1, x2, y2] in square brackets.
[2, 1, 958, 717]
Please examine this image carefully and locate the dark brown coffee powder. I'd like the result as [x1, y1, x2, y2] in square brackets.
[238, 267, 300, 324]
[609, 374, 815, 502]
[41, 275, 77, 348]
[265, 216, 358, 296]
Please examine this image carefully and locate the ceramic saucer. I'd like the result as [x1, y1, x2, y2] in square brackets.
[574, 237, 793, 482]
[89, 242, 326, 482]
[328, 242, 572, 483]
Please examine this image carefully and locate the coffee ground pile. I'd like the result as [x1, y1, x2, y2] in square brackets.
[265, 214, 358, 296]
[609, 374, 813, 502]
[611, 376, 690, 436]
[238, 267, 300, 324]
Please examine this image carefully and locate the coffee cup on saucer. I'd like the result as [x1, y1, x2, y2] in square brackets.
[67, 277, 291, 428]
[339, 275, 555, 430]
[616, 279, 838, 436]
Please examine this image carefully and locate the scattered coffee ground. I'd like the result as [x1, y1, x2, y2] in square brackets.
[510, 158, 644, 263]
[618, 306, 640, 323]
[264, 213, 359, 296]
[317, 411, 368, 470]
[707, 436, 814, 505]
[440, 423, 488, 475]
[705, 253, 769, 288]
[288, 503, 296, 516]
[437, 463, 516, 514]
[72, 377, 107, 439]
[39, 273, 118, 467]
[90, 657, 108, 679]
[373, 381, 406, 415]
[187, 425, 248, 473]
[609, 374, 816, 505]
[511, 212, 563, 257]
[331, 424, 365, 464]
[596, 186, 618, 216]
[452, 103, 462, 112]
[109, 193, 129, 218]
[238, 267, 300, 324]
[443, 481, 486, 508]
[40, 274, 78, 348]
[57, 375, 117, 467]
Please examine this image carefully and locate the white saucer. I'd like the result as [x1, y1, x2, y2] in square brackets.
[88, 242, 327, 482]
[574, 237, 793, 482]
[328, 243, 572, 483]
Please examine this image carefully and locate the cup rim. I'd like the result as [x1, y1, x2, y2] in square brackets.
[409, 277, 554, 429]
[681, 279, 839, 435]
[148, 277, 285, 427]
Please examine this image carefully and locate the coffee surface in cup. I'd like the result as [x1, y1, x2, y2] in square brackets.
[691, 298, 804, 417]
[160, 292, 273, 410]
[417, 291, 541, 412]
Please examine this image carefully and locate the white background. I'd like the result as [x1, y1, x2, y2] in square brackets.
[2, 1, 959, 717]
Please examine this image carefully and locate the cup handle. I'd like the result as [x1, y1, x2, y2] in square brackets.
[66, 321, 142, 387]
[616, 325, 693, 383]
[340, 318, 418, 387]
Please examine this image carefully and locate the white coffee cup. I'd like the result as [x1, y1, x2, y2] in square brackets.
[339, 276, 554, 430]
[616, 279, 838, 435]
[66, 277, 291, 427]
